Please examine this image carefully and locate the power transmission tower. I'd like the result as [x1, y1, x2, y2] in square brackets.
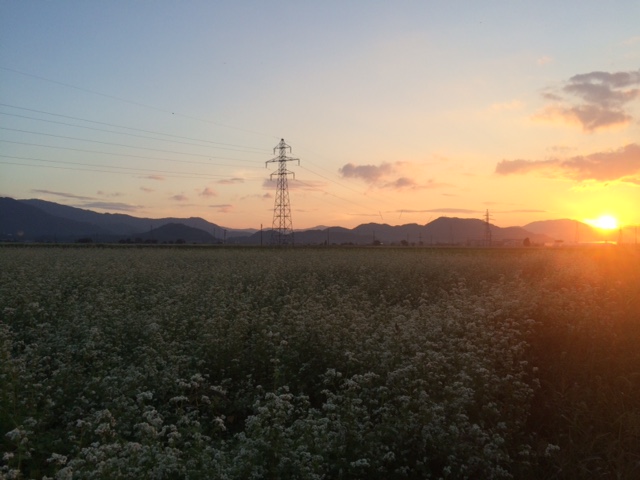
[484, 209, 492, 246]
[266, 138, 300, 245]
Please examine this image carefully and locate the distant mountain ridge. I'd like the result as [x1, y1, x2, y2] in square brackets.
[0, 197, 616, 245]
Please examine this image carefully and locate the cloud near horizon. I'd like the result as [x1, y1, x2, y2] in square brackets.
[535, 69, 640, 131]
[31, 189, 94, 201]
[170, 194, 188, 201]
[397, 208, 480, 214]
[496, 143, 640, 185]
[80, 202, 140, 212]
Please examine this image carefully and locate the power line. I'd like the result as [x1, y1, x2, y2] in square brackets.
[0, 155, 261, 180]
[0, 140, 265, 168]
[0, 103, 270, 152]
[0, 66, 278, 139]
[0, 127, 265, 162]
[0, 111, 269, 154]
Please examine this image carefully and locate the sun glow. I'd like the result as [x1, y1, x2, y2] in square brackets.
[585, 215, 619, 230]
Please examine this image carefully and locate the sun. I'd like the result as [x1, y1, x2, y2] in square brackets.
[585, 215, 619, 230]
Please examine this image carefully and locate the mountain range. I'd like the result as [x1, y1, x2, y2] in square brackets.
[0, 197, 624, 245]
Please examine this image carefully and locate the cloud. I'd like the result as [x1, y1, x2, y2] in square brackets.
[140, 187, 154, 193]
[496, 143, 640, 184]
[142, 175, 165, 181]
[535, 69, 640, 131]
[537, 56, 553, 66]
[31, 189, 94, 200]
[339, 162, 394, 182]
[209, 204, 233, 213]
[382, 177, 418, 189]
[170, 194, 188, 201]
[97, 190, 122, 198]
[200, 187, 217, 197]
[217, 177, 244, 185]
[339, 161, 440, 190]
[397, 208, 480, 214]
[81, 202, 139, 212]
[501, 209, 547, 213]
[241, 192, 272, 200]
[262, 178, 327, 191]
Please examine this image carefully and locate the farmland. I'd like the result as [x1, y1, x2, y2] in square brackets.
[1, 246, 639, 479]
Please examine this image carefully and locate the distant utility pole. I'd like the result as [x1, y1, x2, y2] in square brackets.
[266, 139, 300, 246]
[484, 209, 492, 247]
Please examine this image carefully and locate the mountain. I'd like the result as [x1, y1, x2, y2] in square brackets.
[522, 219, 614, 243]
[0, 197, 110, 241]
[132, 223, 217, 244]
[18, 198, 253, 239]
[1, 197, 570, 245]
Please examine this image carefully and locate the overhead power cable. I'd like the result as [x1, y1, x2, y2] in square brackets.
[0, 140, 263, 168]
[0, 104, 270, 152]
[0, 155, 261, 181]
[0, 66, 278, 139]
[0, 127, 264, 162]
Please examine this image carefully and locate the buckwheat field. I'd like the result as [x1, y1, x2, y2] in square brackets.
[1, 246, 639, 479]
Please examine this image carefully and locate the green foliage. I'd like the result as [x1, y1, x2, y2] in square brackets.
[0, 246, 638, 479]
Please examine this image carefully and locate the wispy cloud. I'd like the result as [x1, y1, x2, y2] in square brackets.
[496, 143, 640, 185]
[170, 194, 188, 201]
[242, 192, 272, 200]
[262, 178, 327, 191]
[209, 204, 233, 213]
[200, 187, 217, 197]
[97, 190, 122, 198]
[31, 189, 94, 200]
[217, 177, 244, 185]
[142, 175, 165, 181]
[500, 209, 547, 213]
[81, 202, 139, 212]
[535, 69, 640, 131]
[382, 177, 418, 189]
[140, 187, 154, 193]
[397, 208, 480, 214]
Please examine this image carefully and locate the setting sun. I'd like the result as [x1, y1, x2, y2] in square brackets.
[585, 215, 619, 230]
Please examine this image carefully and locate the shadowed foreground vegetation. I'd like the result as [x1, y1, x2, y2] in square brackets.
[1, 246, 639, 479]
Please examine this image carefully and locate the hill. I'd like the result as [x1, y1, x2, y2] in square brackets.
[0, 196, 583, 245]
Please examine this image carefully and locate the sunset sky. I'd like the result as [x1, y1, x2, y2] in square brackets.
[1, 1, 639, 230]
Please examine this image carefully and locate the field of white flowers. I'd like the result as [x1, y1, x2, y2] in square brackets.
[1, 246, 639, 479]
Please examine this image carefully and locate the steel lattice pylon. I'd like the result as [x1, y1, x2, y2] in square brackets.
[484, 209, 492, 247]
[266, 139, 300, 245]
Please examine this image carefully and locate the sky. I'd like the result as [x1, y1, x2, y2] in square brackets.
[1, 1, 639, 230]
